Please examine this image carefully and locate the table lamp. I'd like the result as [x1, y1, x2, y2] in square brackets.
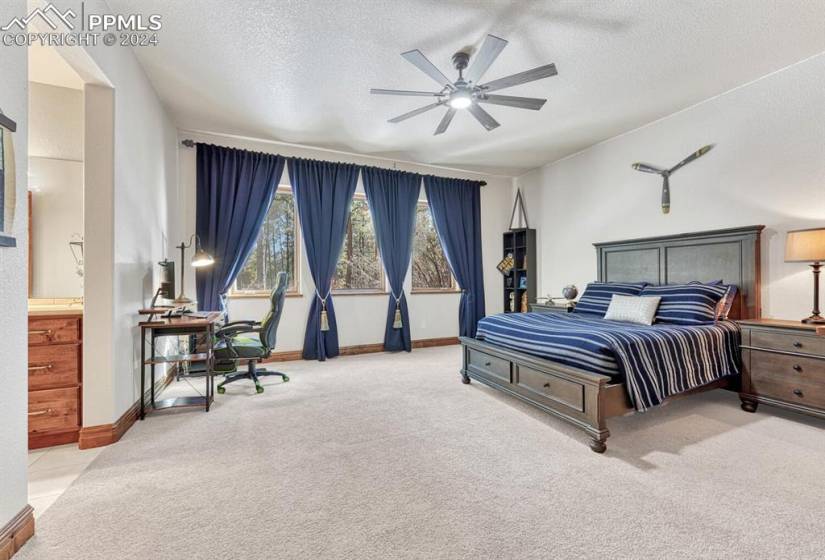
[173, 234, 214, 304]
[785, 227, 825, 324]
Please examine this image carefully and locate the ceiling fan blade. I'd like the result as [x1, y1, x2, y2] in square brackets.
[632, 163, 665, 174]
[477, 94, 546, 111]
[387, 102, 442, 123]
[668, 144, 714, 174]
[434, 108, 456, 135]
[464, 34, 508, 84]
[467, 103, 500, 131]
[370, 88, 442, 97]
[401, 49, 453, 88]
[479, 63, 558, 93]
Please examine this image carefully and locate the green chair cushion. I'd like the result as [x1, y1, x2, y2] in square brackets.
[214, 335, 267, 360]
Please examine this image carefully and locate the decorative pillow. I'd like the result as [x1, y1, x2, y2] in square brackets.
[604, 295, 662, 325]
[640, 283, 728, 325]
[572, 282, 648, 317]
[688, 280, 738, 320]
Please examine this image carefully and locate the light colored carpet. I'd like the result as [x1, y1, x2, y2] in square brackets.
[19, 346, 825, 559]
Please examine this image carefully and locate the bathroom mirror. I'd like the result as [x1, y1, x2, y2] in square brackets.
[0, 116, 17, 247]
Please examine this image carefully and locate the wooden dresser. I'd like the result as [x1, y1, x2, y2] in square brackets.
[739, 318, 825, 420]
[28, 311, 83, 449]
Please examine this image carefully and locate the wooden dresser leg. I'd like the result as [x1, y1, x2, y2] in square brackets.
[740, 398, 758, 413]
[589, 437, 607, 454]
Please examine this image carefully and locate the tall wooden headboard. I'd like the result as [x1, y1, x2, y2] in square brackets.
[593, 225, 764, 320]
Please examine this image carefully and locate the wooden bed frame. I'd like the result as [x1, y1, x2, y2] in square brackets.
[460, 225, 764, 453]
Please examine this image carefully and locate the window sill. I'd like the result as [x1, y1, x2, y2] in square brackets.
[410, 289, 461, 295]
[331, 290, 389, 297]
[227, 291, 302, 299]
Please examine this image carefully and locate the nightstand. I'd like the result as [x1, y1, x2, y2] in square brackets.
[738, 318, 825, 420]
[529, 302, 575, 314]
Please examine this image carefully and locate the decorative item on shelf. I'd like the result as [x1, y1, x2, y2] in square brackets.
[509, 188, 529, 229]
[509, 291, 515, 312]
[0, 107, 18, 247]
[174, 234, 215, 304]
[505, 276, 513, 288]
[518, 276, 527, 289]
[785, 227, 825, 324]
[497, 252, 515, 275]
[522, 254, 528, 270]
[520, 292, 528, 313]
[632, 144, 714, 214]
[562, 284, 578, 301]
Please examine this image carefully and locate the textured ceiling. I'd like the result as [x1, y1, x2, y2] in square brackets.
[108, 0, 825, 176]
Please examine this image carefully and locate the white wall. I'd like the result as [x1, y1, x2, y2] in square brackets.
[178, 131, 512, 352]
[516, 53, 825, 321]
[0, 0, 29, 530]
[28, 82, 84, 298]
[44, 0, 181, 425]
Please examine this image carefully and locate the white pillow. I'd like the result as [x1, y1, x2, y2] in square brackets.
[603, 295, 662, 326]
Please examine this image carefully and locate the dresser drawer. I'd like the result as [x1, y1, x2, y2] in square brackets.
[28, 344, 81, 391]
[28, 387, 80, 434]
[748, 351, 825, 409]
[516, 365, 585, 412]
[467, 348, 511, 384]
[28, 317, 81, 345]
[749, 329, 825, 356]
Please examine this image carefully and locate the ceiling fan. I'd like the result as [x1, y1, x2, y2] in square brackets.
[370, 34, 557, 135]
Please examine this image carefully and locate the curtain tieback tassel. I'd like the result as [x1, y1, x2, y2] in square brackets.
[316, 290, 331, 332]
[392, 293, 403, 330]
[320, 300, 330, 332]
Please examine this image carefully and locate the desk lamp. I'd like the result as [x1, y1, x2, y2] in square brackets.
[174, 234, 214, 304]
[785, 227, 825, 324]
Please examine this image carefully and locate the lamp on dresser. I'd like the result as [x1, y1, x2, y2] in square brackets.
[785, 227, 825, 324]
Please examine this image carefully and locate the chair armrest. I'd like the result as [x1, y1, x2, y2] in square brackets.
[221, 320, 258, 328]
[216, 324, 261, 339]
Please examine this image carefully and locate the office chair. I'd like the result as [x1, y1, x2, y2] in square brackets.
[214, 271, 290, 394]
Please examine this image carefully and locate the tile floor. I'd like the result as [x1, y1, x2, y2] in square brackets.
[28, 444, 103, 519]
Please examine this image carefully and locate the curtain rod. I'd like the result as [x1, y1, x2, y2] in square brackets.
[179, 138, 488, 187]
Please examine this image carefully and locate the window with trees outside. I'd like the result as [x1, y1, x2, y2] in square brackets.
[412, 201, 457, 292]
[332, 195, 385, 292]
[232, 187, 299, 296]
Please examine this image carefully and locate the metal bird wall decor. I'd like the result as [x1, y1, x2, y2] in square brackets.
[631, 144, 714, 214]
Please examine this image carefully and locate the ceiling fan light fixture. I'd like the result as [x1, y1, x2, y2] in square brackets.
[449, 90, 472, 109]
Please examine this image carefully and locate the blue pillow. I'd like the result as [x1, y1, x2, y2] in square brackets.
[640, 283, 728, 325]
[573, 282, 647, 317]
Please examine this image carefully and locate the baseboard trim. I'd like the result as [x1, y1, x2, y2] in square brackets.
[0, 505, 34, 560]
[78, 367, 176, 450]
[264, 336, 459, 362]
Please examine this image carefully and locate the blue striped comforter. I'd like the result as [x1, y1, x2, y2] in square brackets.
[476, 312, 740, 411]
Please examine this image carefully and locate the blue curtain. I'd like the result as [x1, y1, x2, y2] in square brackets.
[288, 158, 360, 360]
[363, 168, 421, 352]
[195, 143, 285, 311]
[423, 176, 486, 337]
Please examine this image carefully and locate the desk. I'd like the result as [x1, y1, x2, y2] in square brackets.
[139, 312, 222, 419]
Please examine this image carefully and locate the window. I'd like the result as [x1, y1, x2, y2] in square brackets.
[333, 195, 384, 292]
[412, 201, 457, 292]
[232, 187, 299, 295]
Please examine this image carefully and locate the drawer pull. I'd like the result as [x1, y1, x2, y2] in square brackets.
[792, 364, 802, 372]
[484, 361, 491, 367]
[793, 389, 803, 397]
[28, 364, 54, 371]
[543, 382, 551, 389]
[28, 409, 52, 417]
[793, 341, 803, 348]
[31, 329, 54, 337]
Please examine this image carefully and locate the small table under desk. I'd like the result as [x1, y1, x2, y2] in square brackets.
[138, 311, 222, 420]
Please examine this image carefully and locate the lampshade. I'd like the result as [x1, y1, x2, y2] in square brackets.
[191, 249, 214, 268]
[785, 228, 825, 263]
